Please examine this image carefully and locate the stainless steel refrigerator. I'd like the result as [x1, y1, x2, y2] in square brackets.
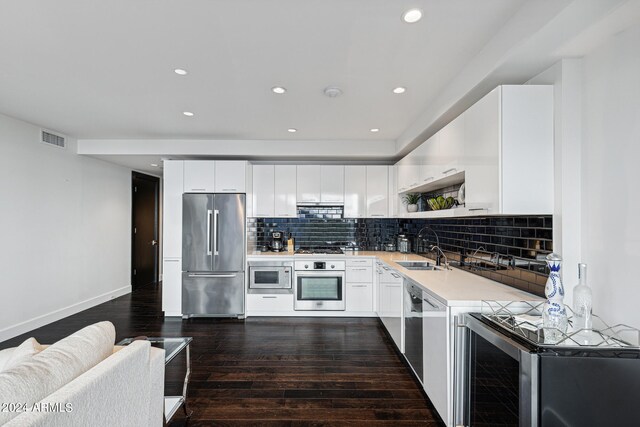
[182, 193, 245, 318]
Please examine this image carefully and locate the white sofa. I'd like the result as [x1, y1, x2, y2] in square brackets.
[0, 322, 165, 427]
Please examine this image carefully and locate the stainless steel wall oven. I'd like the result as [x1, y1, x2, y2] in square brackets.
[294, 260, 345, 311]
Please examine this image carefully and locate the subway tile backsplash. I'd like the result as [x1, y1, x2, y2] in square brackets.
[249, 215, 552, 297]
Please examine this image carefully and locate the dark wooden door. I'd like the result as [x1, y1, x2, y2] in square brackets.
[132, 172, 159, 288]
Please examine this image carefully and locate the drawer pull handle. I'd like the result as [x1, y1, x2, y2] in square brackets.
[350, 285, 368, 288]
[391, 273, 401, 278]
[262, 296, 277, 299]
[442, 168, 457, 175]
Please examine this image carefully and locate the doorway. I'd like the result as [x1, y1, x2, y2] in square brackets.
[131, 171, 160, 289]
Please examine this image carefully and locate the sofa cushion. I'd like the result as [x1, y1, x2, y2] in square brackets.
[0, 321, 115, 425]
[0, 348, 14, 372]
[0, 338, 43, 372]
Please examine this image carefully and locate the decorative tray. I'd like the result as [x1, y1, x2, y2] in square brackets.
[480, 300, 640, 349]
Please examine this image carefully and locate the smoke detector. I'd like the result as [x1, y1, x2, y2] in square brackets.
[323, 86, 343, 98]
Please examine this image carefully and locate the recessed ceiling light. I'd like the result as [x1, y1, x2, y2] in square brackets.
[272, 86, 287, 94]
[324, 86, 343, 98]
[287, 128, 297, 133]
[150, 163, 158, 167]
[183, 111, 194, 117]
[402, 8, 423, 24]
[393, 87, 406, 94]
[370, 128, 380, 133]
[174, 68, 188, 75]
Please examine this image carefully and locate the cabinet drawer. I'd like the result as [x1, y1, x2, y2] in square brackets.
[381, 267, 402, 284]
[346, 283, 373, 312]
[346, 258, 373, 267]
[346, 266, 373, 283]
[246, 294, 293, 312]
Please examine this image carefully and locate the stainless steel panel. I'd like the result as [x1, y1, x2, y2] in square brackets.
[182, 272, 244, 316]
[213, 193, 245, 272]
[182, 194, 213, 272]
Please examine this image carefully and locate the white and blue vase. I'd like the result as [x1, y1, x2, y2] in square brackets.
[543, 253, 568, 343]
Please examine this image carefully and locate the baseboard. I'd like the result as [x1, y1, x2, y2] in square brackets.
[0, 285, 131, 343]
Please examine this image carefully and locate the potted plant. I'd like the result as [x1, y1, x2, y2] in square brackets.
[402, 193, 421, 213]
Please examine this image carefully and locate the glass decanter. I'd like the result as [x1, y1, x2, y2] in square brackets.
[543, 253, 568, 343]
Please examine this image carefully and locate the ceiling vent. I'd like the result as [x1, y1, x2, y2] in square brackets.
[41, 130, 65, 148]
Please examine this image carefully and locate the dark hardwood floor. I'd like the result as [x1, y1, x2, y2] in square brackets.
[1, 285, 445, 426]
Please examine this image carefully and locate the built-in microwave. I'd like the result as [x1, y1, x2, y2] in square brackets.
[248, 261, 293, 292]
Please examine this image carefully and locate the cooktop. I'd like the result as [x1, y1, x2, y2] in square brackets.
[295, 247, 345, 255]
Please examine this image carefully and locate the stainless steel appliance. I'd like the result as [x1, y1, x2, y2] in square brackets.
[182, 193, 245, 318]
[294, 260, 345, 310]
[270, 231, 285, 252]
[455, 312, 640, 426]
[248, 260, 292, 293]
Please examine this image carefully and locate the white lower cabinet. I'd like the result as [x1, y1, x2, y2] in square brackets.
[162, 258, 182, 316]
[422, 293, 449, 425]
[346, 283, 373, 312]
[377, 265, 404, 352]
[246, 294, 293, 313]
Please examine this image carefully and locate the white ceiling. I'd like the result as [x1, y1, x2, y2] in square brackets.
[0, 0, 526, 141]
[3, 0, 637, 175]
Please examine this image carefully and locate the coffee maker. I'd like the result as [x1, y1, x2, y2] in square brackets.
[270, 231, 285, 252]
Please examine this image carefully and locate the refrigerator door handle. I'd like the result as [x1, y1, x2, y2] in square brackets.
[206, 209, 213, 255]
[187, 273, 237, 278]
[213, 209, 220, 256]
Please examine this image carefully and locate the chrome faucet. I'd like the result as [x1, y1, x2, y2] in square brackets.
[417, 226, 440, 246]
[429, 245, 451, 270]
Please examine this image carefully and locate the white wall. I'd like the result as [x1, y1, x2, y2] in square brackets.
[527, 59, 583, 307]
[580, 23, 640, 328]
[0, 114, 132, 342]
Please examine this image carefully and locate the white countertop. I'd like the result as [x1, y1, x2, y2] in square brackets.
[247, 250, 541, 307]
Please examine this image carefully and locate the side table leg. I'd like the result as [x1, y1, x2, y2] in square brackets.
[182, 344, 193, 418]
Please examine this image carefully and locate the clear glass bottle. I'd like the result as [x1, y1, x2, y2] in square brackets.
[572, 263, 593, 330]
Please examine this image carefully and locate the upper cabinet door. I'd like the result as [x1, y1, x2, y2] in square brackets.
[274, 165, 297, 217]
[387, 165, 398, 218]
[252, 165, 275, 217]
[296, 165, 321, 203]
[344, 166, 366, 218]
[366, 165, 389, 218]
[464, 89, 500, 211]
[321, 165, 344, 203]
[183, 161, 215, 193]
[438, 113, 465, 177]
[214, 161, 246, 193]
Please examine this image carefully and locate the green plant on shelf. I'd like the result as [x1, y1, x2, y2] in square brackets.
[402, 193, 421, 205]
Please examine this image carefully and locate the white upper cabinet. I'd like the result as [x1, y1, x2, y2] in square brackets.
[183, 161, 215, 193]
[214, 161, 246, 193]
[296, 165, 321, 203]
[344, 166, 366, 218]
[252, 165, 275, 217]
[465, 85, 553, 214]
[320, 165, 344, 203]
[388, 165, 398, 218]
[438, 113, 465, 177]
[162, 160, 184, 258]
[366, 165, 389, 218]
[274, 165, 297, 217]
[397, 150, 421, 193]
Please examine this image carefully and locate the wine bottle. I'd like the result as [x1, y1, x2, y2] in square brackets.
[572, 263, 593, 330]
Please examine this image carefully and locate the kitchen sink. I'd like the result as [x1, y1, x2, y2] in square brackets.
[395, 261, 439, 271]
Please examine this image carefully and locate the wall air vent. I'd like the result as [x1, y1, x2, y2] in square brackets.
[41, 130, 65, 148]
